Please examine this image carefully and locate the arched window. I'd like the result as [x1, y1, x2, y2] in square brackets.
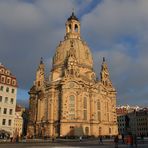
[74, 24, 78, 32]
[106, 102, 109, 121]
[69, 95, 75, 119]
[97, 100, 100, 110]
[68, 24, 72, 32]
[99, 127, 102, 135]
[38, 81, 40, 87]
[1, 69, 4, 74]
[84, 97, 87, 109]
[109, 127, 111, 134]
[85, 127, 89, 135]
[97, 100, 101, 121]
[83, 97, 87, 120]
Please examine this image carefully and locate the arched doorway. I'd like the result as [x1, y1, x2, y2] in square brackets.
[85, 127, 89, 136]
[99, 127, 102, 135]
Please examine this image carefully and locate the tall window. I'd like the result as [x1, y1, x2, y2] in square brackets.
[69, 95, 75, 120]
[38, 81, 40, 87]
[75, 24, 78, 32]
[0, 96, 2, 102]
[8, 120, 11, 126]
[9, 109, 13, 115]
[10, 98, 14, 104]
[83, 97, 87, 120]
[0, 86, 3, 91]
[6, 87, 9, 92]
[3, 108, 7, 114]
[12, 80, 16, 86]
[97, 100, 101, 121]
[7, 78, 11, 84]
[11, 89, 15, 93]
[68, 24, 72, 32]
[106, 102, 109, 121]
[85, 127, 89, 135]
[109, 127, 111, 134]
[5, 97, 8, 103]
[2, 119, 6, 125]
[1, 76, 5, 83]
[99, 127, 102, 135]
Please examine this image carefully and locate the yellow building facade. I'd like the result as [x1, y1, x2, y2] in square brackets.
[13, 112, 23, 137]
[27, 13, 118, 138]
[13, 105, 25, 138]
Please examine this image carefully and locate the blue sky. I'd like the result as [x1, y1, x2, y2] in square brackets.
[0, 0, 148, 107]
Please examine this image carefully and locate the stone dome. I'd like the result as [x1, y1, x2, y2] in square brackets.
[52, 13, 93, 70]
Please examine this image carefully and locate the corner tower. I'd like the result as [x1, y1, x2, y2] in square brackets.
[35, 57, 45, 91]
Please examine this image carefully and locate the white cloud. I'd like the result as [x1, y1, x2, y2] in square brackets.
[81, 0, 148, 106]
[0, 0, 148, 106]
[0, 0, 77, 88]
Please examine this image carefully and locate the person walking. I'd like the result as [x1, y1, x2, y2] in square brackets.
[121, 134, 125, 144]
[133, 134, 137, 147]
[79, 136, 82, 142]
[127, 134, 133, 148]
[99, 136, 103, 144]
[114, 135, 119, 148]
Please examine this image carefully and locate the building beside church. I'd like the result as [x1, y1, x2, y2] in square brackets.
[0, 63, 17, 138]
[13, 105, 25, 138]
[27, 13, 118, 138]
[117, 106, 148, 136]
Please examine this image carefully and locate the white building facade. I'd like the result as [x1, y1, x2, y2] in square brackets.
[0, 63, 17, 138]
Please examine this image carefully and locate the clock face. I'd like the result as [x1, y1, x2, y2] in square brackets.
[69, 82, 74, 88]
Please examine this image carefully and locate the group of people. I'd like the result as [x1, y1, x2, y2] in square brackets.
[98, 134, 138, 148]
[114, 134, 138, 148]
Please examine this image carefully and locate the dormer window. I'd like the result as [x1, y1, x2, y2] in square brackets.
[0, 68, 4, 74]
[6, 70, 10, 75]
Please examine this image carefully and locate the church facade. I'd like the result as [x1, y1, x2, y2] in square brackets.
[27, 13, 118, 138]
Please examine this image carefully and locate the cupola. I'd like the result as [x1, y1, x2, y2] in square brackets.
[65, 12, 81, 39]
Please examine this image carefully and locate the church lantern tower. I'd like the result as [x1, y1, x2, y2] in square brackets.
[65, 12, 81, 39]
